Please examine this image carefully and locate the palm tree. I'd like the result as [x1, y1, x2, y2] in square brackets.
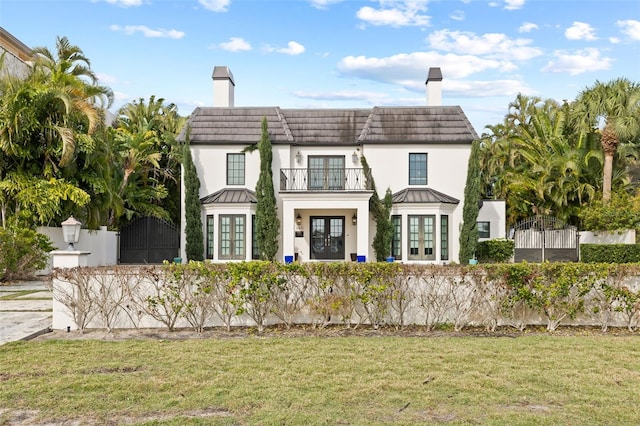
[573, 78, 640, 203]
[116, 96, 185, 224]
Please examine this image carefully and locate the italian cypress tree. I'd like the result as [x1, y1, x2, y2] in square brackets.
[255, 117, 280, 260]
[183, 129, 204, 261]
[459, 139, 481, 263]
[362, 156, 394, 261]
[372, 188, 394, 261]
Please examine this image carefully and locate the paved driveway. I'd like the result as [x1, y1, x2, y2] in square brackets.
[0, 280, 52, 345]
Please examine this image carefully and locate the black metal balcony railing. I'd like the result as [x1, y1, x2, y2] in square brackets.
[279, 168, 371, 192]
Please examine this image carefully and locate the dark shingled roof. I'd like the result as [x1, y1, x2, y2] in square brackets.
[179, 105, 478, 146]
[200, 188, 257, 204]
[392, 188, 459, 204]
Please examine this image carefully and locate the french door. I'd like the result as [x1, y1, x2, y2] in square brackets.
[309, 156, 345, 190]
[310, 216, 345, 260]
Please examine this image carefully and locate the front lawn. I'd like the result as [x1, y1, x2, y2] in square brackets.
[1, 334, 639, 425]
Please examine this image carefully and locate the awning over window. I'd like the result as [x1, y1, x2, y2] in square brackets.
[392, 188, 459, 204]
[200, 188, 257, 204]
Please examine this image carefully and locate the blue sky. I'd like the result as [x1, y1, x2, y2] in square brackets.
[2, 0, 639, 132]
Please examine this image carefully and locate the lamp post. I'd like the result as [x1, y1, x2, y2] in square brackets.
[61, 216, 82, 250]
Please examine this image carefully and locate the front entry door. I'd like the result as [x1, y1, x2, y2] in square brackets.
[310, 216, 345, 260]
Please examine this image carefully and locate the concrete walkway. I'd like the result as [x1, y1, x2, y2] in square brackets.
[0, 280, 52, 345]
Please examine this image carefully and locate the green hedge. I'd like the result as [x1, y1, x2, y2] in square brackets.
[580, 244, 640, 263]
[476, 239, 514, 263]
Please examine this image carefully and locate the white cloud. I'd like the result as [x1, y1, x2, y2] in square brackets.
[336, 51, 508, 82]
[99, 0, 143, 7]
[445, 79, 535, 98]
[278, 41, 305, 55]
[217, 37, 252, 52]
[309, 0, 344, 9]
[198, 0, 230, 12]
[292, 89, 390, 104]
[335, 52, 535, 100]
[110, 24, 185, 39]
[609, 37, 621, 44]
[518, 22, 538, 33]
[565, 21, 598, 41]
[450, 10, 465, 21]
[356, 1, 430, 27]
[504, 0, 525, 10]
[542, 48, 612, 75]
[96, 72, 119, 85]
[264, 41, 306, 55]
[617, 19, 640, 41]
[427, 29, 543, 62]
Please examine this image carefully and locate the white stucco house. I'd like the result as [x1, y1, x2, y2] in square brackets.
[179, 66, 504, 264]
[0, 26, 33, 79]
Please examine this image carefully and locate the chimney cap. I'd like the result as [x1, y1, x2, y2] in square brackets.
[426, 67, 443, 83]
[212, 66, 235, 86]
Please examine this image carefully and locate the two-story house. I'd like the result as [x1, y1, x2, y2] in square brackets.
[179, 66, 503, 264]
[0, 27, 33, 79]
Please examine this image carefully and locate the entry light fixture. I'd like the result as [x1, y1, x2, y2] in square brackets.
[296, 213, 302, 226]
[352, 214, 357, 225]
[352, 150, 359, 164]
[61, 216, 82, 251]
[296, 151, 302, 164]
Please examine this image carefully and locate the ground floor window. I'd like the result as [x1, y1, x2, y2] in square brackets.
[441, 215, 449, 261]
[408, 215, 435, 260]
[252, 215, 259, 260]
[219, 215, 245, 260]
[478, 221, 490, 239]
[206, 215, 214, 259]
[391, 215, 402, 259]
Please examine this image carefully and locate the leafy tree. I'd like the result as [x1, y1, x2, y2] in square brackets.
[254, 118, 279, 260]
[183, 129, 204, 261]
[459, 139, 481, 262]
[580, 191, 640, 231]
[573, 78, 640, 203]
[478, 94, 618, 226]
[116, 96, 184, 224]
[0, 37, 110, 227]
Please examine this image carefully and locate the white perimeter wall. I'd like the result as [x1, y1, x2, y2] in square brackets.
[38, 226, 118, 272]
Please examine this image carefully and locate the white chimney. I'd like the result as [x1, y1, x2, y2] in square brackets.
[425, 67, 442, 106]
[212, 66, 235, 107]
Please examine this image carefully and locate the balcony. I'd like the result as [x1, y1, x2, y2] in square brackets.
[279, 168, 371, 192]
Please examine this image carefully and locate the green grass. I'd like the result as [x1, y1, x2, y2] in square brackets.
[0, 289, 49, 300]
[1, 335, 639, 425]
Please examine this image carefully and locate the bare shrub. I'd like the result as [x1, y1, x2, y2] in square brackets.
[90, 266, 129, 332]
[272, 263, 310, 329]
[387, 266, 415, 330]
[306, 263, 353, 329]
[140, 265, 187, 331]
[173, 262, 219, 333]
[49, 267, 96, 332]
[414, 266, 453, 331]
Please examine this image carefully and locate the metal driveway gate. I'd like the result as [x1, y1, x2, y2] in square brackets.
[119, 216, 179, 264]
[514, 215, 579, 262]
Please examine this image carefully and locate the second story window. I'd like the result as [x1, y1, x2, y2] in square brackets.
[227, 153, 245, 185]
[309, 156, 345, 190]
[409, 153, 427, 185]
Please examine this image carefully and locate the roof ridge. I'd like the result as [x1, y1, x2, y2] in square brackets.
[357, 106, 378, 143]
[275, 107, 295, 142]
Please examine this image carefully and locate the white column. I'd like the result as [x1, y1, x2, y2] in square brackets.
[50, 250, 91, 330]
[281, 203, 295, 263]
[356, 204, 370, 261]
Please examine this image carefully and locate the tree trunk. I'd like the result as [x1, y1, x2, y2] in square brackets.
[602, 153, 613, 203]
[601, 125, 618, 204]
